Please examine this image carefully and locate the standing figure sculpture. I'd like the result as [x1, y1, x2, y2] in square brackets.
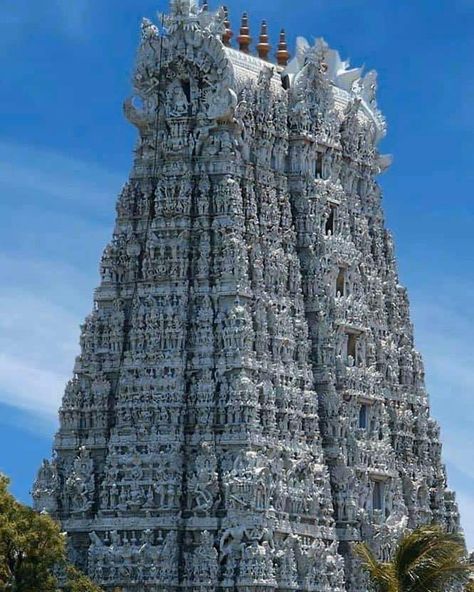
[34, 2, 461, 591]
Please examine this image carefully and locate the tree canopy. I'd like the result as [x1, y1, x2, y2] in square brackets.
[0, 474, 102, 592]
[355, 524, 471, 592]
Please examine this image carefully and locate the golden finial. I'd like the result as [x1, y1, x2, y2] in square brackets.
[237, 12, 252, 54]
[276, 29, 290, 67]
[222, 6, 233, 47]
[256, 21, 271, 61]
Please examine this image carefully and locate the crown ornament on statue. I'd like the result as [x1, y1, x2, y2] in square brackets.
[303, 38, 330, 74]
[169, 0, 199, 16]
[165, 0, 225, 34]
[164, 0, 200, 33]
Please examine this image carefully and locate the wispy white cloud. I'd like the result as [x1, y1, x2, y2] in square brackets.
[0, 0, 91, 46]
[0, 262, 85, 420]
[411, 287, 474, 416]
[0, 354, 64, 418]
[51, 0, 89, 40]
[0, 141, 121, 212]
[456, 490, 474, 549]
[0, 140, 120, 421]
[0, 261, 99, 430]
[409, 282, 474, 547]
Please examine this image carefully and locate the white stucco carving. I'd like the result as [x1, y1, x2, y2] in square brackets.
[34, 2, 460, 591]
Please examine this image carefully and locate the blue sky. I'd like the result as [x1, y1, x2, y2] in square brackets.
[1, 0, 474, 546]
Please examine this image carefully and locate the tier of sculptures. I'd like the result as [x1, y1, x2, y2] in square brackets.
[34, 1, 460, 590]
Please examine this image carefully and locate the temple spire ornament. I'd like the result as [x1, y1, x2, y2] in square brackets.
[237, 12, 252, 54]
[256, 21, 271, 61]
[34, 4, 462, 592]
[222, 6, 233, 47]
[276, 29, 290, 66]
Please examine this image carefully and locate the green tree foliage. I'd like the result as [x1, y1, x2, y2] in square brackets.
[62, 567, 103, 592]
[0, 474, 102, 592]
[355, 524, 471, 592]
[0, 474, 62, 591]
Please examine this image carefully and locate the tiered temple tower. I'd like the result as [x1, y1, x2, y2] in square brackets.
[33, 1, 461, 591]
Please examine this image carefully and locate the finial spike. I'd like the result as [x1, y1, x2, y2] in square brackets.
[237, 12, 252, 54]
[276, 29, 290, 67]
[256, 20, 271, 61]
[222, 6, 233, 47]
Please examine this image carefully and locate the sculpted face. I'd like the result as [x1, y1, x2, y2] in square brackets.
[33, 1, 459, 589]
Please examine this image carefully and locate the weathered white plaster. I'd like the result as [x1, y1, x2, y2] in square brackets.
[34, 3, 460, 590]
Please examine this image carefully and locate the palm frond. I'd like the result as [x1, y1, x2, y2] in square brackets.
[354, 542, 396, 592]
[392, 525, 469, 592]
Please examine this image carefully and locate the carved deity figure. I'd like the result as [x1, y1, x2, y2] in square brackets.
[35, 5, 460, 592]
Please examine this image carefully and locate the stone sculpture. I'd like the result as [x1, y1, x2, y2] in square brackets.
[34, 2, 460, 590]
